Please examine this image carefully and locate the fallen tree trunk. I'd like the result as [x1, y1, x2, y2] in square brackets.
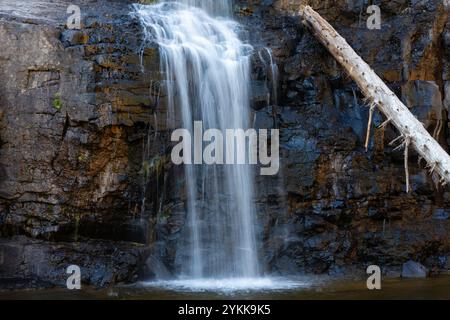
[299, 5, 450, 191]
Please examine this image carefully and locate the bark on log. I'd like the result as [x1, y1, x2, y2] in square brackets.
[299, 5, 450, 189]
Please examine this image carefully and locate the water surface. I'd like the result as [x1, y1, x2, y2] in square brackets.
[2, 276, 449, 300]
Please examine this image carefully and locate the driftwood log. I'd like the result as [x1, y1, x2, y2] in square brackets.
[299, 5, 450, 192]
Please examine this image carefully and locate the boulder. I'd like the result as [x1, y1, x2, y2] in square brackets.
[402, 261, 428, 278]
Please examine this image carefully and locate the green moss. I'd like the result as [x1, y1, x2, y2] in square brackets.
[141, 155, 167, 181]
[157, 208, 171, 223]
[77, 151, 88, 163]
[138, 0, 157, 4]
[142, 160, 151, 180]
[160, 207, 171, 219]
[53, 93, 62, 111]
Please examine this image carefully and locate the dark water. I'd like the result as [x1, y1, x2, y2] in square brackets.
[1, 276, 450, 300]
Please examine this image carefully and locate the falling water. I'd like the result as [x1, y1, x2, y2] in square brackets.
[171, 0, 231, 15]
[133, 1, 260, 279]
[258, 48, 279, 106]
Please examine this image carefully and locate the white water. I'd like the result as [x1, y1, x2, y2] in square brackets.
[259, 48, 279, 106]
[134, 1, 260, 280]
[171, 0, 231, 15]
[140, 277, 309, 293]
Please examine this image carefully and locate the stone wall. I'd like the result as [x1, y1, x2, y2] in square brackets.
[0, 0, 160, 288]
[0, 0, 449, 288]
[236, 0, 450, 276]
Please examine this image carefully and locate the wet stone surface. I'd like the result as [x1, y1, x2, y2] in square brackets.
[0, 0, 449, 288]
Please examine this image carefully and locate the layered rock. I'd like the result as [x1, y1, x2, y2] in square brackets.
[236, 0, 450, 276]
[0, 0, 162, 288]
[0, 236, 149, 289]
[0, 0, 449, 289]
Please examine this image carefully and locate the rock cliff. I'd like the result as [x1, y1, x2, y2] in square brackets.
[0, 0, 449, 288]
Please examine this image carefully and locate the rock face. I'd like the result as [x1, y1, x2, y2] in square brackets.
[0, 236, 150, 289]
[0, 0, 161, 288]
[236, 0, 450, 277]
[0, 0, 449, 288]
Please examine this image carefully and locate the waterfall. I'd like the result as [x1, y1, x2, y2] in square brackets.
[133, 1, 260, 279]
[259, 48, 279, 106]
[171, 0, 231, 15]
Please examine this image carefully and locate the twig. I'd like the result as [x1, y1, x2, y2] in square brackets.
[429, 163, 437, 175]
[299, 5, 450, 188]
[404, 136, 411, 193]
[433, 119, 443, 140]
[418, 156, 423, 166]
[378, 118, 392, 129]
[389, 134, 404, 147]
[365, 103, 376, 151]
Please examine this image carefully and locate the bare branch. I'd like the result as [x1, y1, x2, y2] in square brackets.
[299, 5, 450, 189]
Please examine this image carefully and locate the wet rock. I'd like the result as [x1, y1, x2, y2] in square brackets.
[244, 0, 450, 277]
[0, 0, 173, 241]
[142, 255, 172, 280]
[402, 260, 428, 278]
[0, 0, 449, 285]
[0, 236, 150, 290]
[403, 81, 443, 113]
[444, 82, 450, 111]
[0, 0, 169, 288]
[384, 268, 402, 279]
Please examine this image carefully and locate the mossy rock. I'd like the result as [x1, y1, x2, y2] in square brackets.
[53, 93, 62, 111]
